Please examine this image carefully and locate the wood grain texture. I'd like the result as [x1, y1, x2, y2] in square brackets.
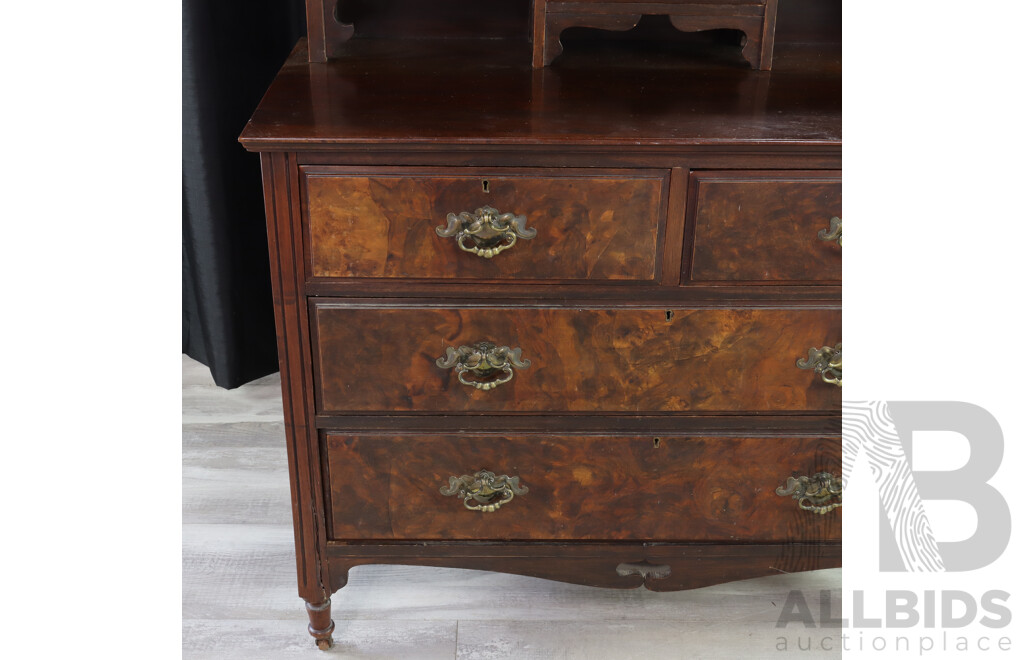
[333, 563, 841, 620]
[260, 153, 333, 605]
[323, 433, 841, 542]
[239, 39, 840, 150]
[312, 414, 840, 433]
[304, 598, 335, 649]
[304, 0, 353, 63]
[303, 280, 842, 303]
[326, 543, 840, 592]
[304, 168, 666, 280]
[313, 304, 841, 413]
[183, 422, 292, 525]
[687, 170, 842, 283]
[235, 3, 844, 645]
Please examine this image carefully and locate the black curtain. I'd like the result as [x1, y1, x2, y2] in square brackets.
[183, 0, 306, 388]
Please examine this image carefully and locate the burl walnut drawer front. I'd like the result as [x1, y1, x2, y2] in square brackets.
[323, 434, 842, 542]
[687, 170, 842, 284]
[312, 304, 841, 413]
[303, 167, 668, 281]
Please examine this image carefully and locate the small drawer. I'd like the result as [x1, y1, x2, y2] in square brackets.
[311, 303, 841, 413]
[686, 170, 842, 284]
[303, 166, 668, 281]
[323, 433, 842, 542]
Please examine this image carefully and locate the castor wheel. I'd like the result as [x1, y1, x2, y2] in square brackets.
[316, 637, 334, 651]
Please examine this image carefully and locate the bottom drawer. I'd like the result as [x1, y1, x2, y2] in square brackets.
[323, 433, 841, 542]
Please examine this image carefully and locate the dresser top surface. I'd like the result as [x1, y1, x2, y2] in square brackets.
[240, 37, 840, 151]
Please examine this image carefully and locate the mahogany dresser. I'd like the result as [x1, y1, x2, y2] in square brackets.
[240, 0, 841, 649]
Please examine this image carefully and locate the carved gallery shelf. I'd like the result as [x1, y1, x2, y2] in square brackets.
[531, 0, 780, 69]
[305, 1, 779, 69]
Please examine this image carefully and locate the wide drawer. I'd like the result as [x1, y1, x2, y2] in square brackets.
[686, 170, 842, 284]
[302, 167, 668, 281]
[323, 433, 842, 542]
[312, 304, 841, 413]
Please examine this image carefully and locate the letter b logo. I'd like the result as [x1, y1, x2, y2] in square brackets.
[844, 401, 1010, 572]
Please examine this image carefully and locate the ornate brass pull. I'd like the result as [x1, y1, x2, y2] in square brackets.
[436, 341, 531, 391]
[776, 472, 843, 514]
[440, 470, 528, 512]
[436, 205, 537, 258]
[797, 343, 842, 387]
[818, 216, 842, 247]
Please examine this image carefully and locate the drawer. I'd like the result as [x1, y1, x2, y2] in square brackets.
[686, 170, 842, 284]
[303, 167, 668, 281]
[312, 304, 841, 413]
[323, 433, 842, 542]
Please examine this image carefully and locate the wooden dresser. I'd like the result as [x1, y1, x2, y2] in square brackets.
[241, 0, 841, 649]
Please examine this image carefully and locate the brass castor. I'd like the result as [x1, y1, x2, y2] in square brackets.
[316, 637, 334, 651]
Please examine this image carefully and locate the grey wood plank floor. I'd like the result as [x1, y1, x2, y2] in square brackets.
[183, 355, 840, 659]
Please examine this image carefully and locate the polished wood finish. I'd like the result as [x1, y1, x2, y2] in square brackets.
[243, 3, 840, 645]
[304, 599, 335, 650]
[259, 153, 330, 608]
[686, 170, 842, 284]
[323, 433, 841, 541]
[303, 167, 667, 281]
[325, 543, 841, 592]
[312, 414, 841, 433]
[533, 0, 778, 69]
[312, 304, 841, 413]
[305, 1, 353, 63]
[239, 39, 840, 150]
[303, 0, 833, 64]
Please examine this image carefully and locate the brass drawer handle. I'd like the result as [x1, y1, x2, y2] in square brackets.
[436, 341, 531, 391]
[797, 342, 842, 387]
[776, 472, 843, 514]
[817, 216, 842, 247]
[436, 205, 537, 258]
[440, 470, 528, 512]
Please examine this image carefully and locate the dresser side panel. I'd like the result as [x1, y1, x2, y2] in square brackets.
[261, 152, 332, 601]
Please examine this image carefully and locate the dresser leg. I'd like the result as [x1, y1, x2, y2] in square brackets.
[305, 598, 335, 650]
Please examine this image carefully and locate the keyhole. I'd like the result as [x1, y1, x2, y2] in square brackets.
[482, 180, 490, 193]
[665, 310, 674, 321]
[653, 438, 661, 448]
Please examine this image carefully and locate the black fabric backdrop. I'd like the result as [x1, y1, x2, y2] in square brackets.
[183, 0, 305, 388]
